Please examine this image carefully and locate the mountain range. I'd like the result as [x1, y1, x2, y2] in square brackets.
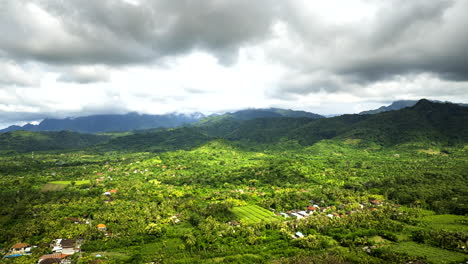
[3, 100, 466, 134]
[0, 113, 204, 134]
[0, 108, 323, 133]
[1, 99, 466, 153]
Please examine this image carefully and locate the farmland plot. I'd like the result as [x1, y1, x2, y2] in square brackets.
[231, 205, 279, 224]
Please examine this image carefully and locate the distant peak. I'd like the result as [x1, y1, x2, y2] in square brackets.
[415, 98, 431, 105]
[412, 99, 437, 109]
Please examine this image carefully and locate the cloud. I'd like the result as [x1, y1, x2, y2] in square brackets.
[0, 0, 468, 127]
[0, 0, 281, 65]
[0, 61, 39, 86]
[267, 0, 468, 95]
[57, 66, 110, 83]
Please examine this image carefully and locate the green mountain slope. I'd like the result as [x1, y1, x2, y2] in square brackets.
[0, 130, 109, 153]
[96, 127, 212, 152]
[226, 99, 467, 146]
[340, 99, 468, 145]
[1, 100, 465, 153]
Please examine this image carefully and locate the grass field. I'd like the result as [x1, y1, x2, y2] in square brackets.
[41, 183, 67, 191]
[231, 205, 279, 224]
[49, 180, 91, 185]
[385, 242, 468, 264]
[41, 180, 91, 192]
[418, 214, 468, 232]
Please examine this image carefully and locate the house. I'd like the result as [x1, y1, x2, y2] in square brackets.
[297, 211, 309, 217]
[109, 189, 117, 194]
[307, 206, 317, 213]
[38, 253, 69, 264]
[103, 192, 111, 196]
[295, 232, 304, 238]
[369, 200, 381, 206]
[280, 213, 289, 218]
[10, 243, 31, 254]
[39, 258, 62, 264]
[291, 213, 303, 219]
[97, 224, 107, 231]
[51, 239, 81, 255]
[170, 215, 181, 224]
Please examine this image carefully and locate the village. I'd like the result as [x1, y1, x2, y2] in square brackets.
[3, 238, 82, 264]
[1, 179, 384, 263]
[271, 199, 384, 239]
[1, 148, 465, 264]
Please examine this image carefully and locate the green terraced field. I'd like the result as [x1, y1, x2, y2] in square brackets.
[231, 205, 279, 224]
[385, 242, 468, 264]
[49, 180, 91, 185]
[419, 214, 468, 232]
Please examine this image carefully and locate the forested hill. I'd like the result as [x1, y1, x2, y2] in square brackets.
[195, 108, 322, 126]
[211, 99, 468, 146]
[96, 127, 212, 152]
[337, 99, 468, 145]
[359, 99, 468, 115]
[359, 100, 419, 114]
[0, 130, 109, 153]
[289, 99, 468, 146]
[0, 112, 205, 133]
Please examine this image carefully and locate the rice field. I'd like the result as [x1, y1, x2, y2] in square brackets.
[41, 183, 67, 191]
[49, 180, 91, 185]
[385, 242, 468, 264]
[231, 205, 280, 224]
[41, 180, 91, 191]
[418, 214, 468, 232]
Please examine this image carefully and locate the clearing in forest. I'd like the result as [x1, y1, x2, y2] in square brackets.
[41, 183, 67, 191]
[231, 205, 279, 224]
[41, 180, 91, 192]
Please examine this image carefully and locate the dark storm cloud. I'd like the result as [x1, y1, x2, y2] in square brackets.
[271, 0, 468, 97]
[2, 0, 467, 83]
[361, 0, 468, 80]
[0, 0, 280, 65]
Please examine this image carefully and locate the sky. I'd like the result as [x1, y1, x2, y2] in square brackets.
[1, 0, 468, 128]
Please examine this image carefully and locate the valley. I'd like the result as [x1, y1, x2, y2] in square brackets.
[0, 101, 467, 263]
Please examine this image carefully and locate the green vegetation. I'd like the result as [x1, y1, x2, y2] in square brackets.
[0, 130, 109, 153]
[380, 242, 467, 263]
[0, 101, 466, 263]
[418, 214, 468, 232]
[49, 180, 91, 185]
[231, 205, 280, 224]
